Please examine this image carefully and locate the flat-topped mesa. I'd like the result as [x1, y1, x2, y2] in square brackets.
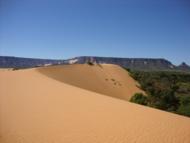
[67, 56, 176, 71]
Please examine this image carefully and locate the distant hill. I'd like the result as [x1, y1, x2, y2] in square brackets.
[177, 62, 190, 72]
[0, 56, 190, 72]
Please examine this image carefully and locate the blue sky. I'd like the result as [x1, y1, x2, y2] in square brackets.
[0, 0, 190, 65]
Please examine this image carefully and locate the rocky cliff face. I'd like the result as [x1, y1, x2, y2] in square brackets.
[0, 56, 189, 72]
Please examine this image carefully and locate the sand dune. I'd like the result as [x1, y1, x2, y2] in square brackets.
[38, 64, 143, 100]
[1, 64, 190, 143]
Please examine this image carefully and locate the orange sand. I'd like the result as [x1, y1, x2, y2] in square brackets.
[0, 64, 190, 143]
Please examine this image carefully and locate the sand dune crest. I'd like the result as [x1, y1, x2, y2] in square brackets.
[38, 64, 143, 100]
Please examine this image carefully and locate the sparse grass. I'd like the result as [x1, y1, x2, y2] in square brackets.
[12, 68, 21, 71]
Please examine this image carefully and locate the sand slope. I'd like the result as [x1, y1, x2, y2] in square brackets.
[38, 64, 143, 100]
[0, 65, 190, 143]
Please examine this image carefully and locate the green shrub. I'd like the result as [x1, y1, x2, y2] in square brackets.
[87, 61, 94, 66]
[130, 93, 148, 105]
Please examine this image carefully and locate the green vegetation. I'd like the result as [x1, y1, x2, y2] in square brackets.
[177, 95, 190, 116]
[128, 70, 190, 117]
